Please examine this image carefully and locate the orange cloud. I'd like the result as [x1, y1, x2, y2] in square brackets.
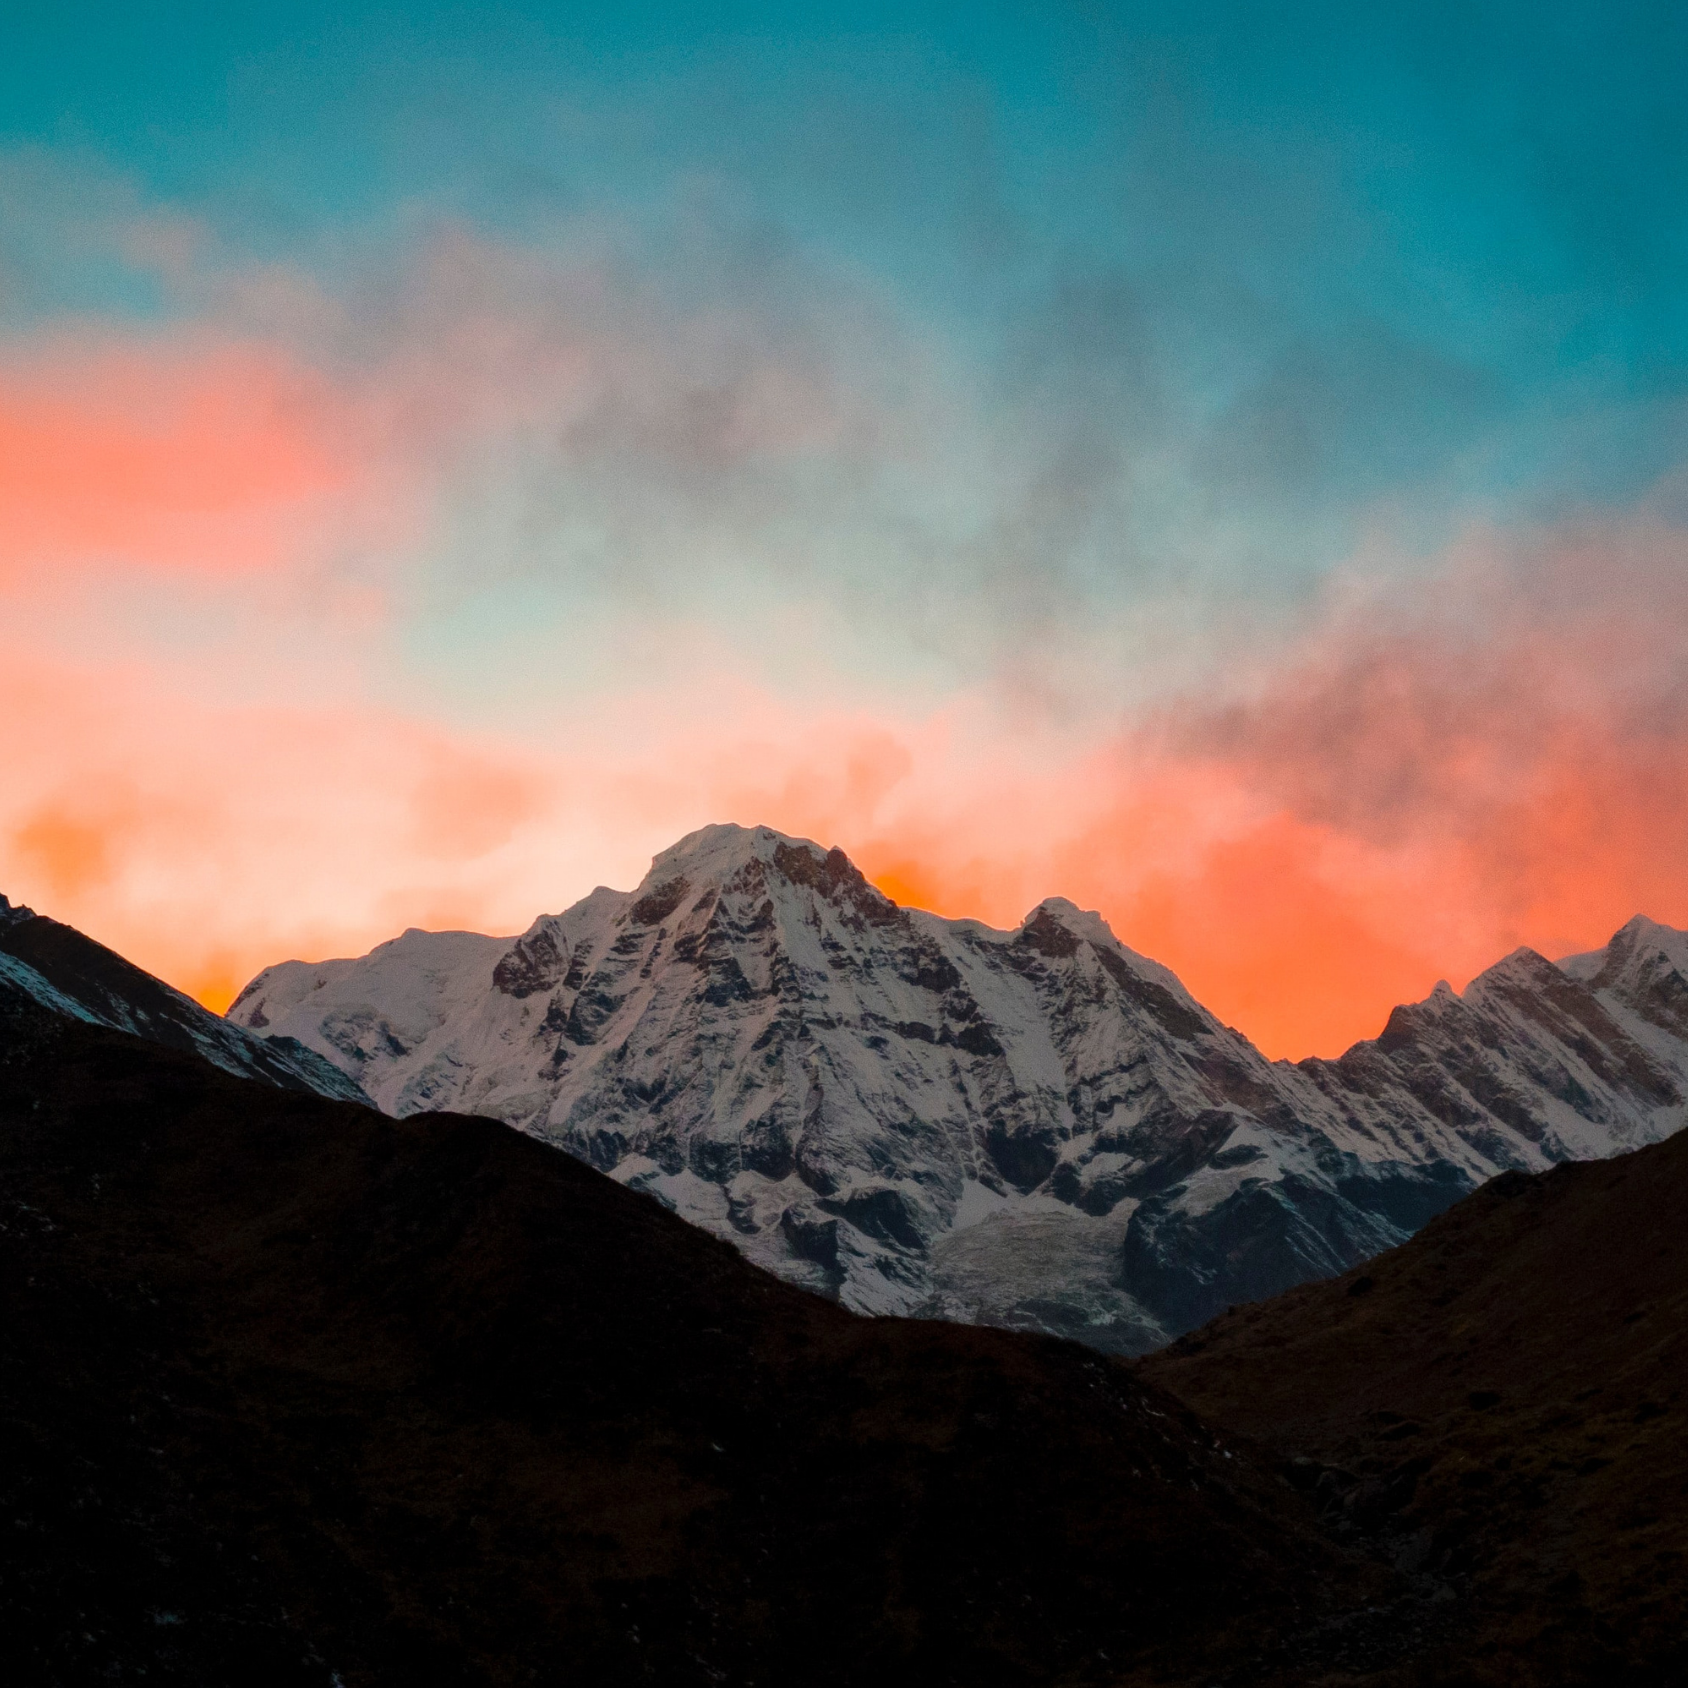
[1023, 525, 1688, 1055]
[11, 801, 126, 902]
[739, 522, 1688, 1059]
[408, 746, 548, 860]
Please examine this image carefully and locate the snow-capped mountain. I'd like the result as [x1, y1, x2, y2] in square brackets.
[226, 826, 1688, 1351]
[0, 893, 368, 1106]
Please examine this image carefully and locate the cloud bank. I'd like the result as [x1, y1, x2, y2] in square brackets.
[5, 114, 1688, 1058]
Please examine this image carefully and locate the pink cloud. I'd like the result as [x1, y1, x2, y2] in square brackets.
[0, 217, 894, 620]
[0, 648, 943, 1011]
[0, 334, 373, 579]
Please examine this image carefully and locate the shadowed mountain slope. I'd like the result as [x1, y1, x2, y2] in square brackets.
[1144, 1125, 1688, 1686]
[0, 969, 1414, 1688]
[0, 893, 365, 1104]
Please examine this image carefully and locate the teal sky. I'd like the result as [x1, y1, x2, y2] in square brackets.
[9, 3, 1687, 551]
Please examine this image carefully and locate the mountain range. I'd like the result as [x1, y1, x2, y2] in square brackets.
[2, 878, 1682, 1685]
[224, 823, 1688, 1351]
[0, 950, 1379, 1686]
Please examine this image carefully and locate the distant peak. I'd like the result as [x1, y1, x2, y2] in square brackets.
[1598, 913, 1688, 980]
[1614, 912, 1688, 949]
[1482, 945, 1558, 981]
[1546, 915, 1688, 987]
[0, 893, 35, 929]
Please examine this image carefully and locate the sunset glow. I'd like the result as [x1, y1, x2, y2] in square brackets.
[5, 4, 1687, 1058]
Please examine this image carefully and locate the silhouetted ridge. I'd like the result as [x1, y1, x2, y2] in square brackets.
[0, 899, 367, 1105]
[0, 989, 1398, 1685]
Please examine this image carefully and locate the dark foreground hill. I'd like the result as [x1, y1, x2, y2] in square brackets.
[1144, 1127, 1688, 1685]
[0, 980, 1414, 1688]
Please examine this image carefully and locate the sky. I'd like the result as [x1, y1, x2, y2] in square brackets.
[4, 1, 1688, 1057]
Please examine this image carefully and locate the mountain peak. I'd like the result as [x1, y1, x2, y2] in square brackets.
[1557, 914, 1688, 987]
[1617, 911, 1680, 940]
[1608, 912, 1688, 964]
[1022, 897, 1118, 948]
[646, 822, 809, 878]
[631, 823, 895, 927]
[226, 827, 1688, 1352]
[1477, 944, 1560, 985]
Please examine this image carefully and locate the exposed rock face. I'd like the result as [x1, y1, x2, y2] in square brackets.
[0, 894, 368, 1106]
[228, 827, 1688, 1351]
